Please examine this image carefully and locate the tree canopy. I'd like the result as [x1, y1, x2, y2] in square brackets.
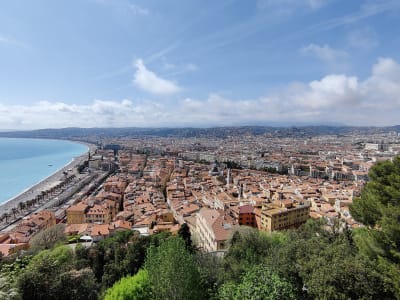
[350, 156, 400, 297]
[145, 236, 204, 300]
[104, 269, 151, 300]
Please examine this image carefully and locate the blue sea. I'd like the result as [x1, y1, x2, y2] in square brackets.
[0, 138, 88, 205]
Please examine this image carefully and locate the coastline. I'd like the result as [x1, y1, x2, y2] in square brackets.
[0, 141, 96, 217]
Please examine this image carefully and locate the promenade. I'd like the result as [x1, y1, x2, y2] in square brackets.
[0, 143, 97, 231]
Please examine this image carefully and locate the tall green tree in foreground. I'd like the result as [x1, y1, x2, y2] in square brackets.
[145, 236, 204, 300]
[350, 156, 400, 297]
[103, 269, 151, 300]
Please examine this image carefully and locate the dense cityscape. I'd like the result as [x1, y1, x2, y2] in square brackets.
[1, 0, 400, 299]
[0, 127, 399, 298]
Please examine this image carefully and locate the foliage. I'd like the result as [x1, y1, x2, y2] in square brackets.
[350, 156, 400, 297]
[0, 255, 32, 281]
[178, 223, 194, 252]
[145, 236, 204, 300]
[0, 274, 20, 300]
[219, 265, 296, 300]
[264, 219, 391, 299]
[29, 224, 66, 252]
[53, 268, 98, 300]
[37, 244, 73, 265]
[17, 246, 73, 300]
[225, 161, 241, 169]
[196, 253, 225, 299]
[103, 269, 151, 300]
[17, 245, 98, 300]
[223, 226, 286, 282]
[86, 230, 150, 290]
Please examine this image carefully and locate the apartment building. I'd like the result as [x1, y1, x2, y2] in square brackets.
[195, 208, 236, 253]
[261, 200, 310, 232]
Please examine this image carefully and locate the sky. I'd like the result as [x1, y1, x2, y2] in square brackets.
[0, 0, 400, 129]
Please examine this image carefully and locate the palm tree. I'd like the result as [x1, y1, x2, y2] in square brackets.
[23, 200, 30, 210]
[18, 201, 26, 212]
[4, 213, 10, 223]
[11, 208, 18, 219]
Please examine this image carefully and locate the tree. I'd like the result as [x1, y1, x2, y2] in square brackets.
[86, 230, 150, 289]
[17, 246, 73, 300]
[11, 208, 19, 219]
[18, 201, 26, 212]
[103, 269, 151, 300]
[350, 156, 400, 227]
[53, 268, 98, 300]
[219, 265, 296, 300]
[350, 156, 400, 297]
[0, 274, 20, 300]
[178, 223, 193, 252]
[17, 245, 98, 300]
[16, 245, 99, 300]
[196, 252, 225, 299]
[252, 219, 390, 299]
[29, 224, 66, 252]
[145, 236, 204, 300]
[223, 227, 286, 282]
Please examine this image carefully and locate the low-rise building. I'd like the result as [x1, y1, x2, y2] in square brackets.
[67, 202, 88, 224]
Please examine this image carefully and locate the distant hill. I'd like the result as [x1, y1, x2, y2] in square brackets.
[0, 125, 399, 140]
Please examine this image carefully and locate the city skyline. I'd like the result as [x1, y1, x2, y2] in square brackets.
[0, 0, 400, 129]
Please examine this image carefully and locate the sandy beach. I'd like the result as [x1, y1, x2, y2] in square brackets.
[0, 141, 97, 217]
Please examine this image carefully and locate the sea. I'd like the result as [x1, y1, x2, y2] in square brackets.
[0, 138, 88, 205]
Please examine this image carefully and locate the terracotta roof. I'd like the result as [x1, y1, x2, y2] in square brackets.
[239, 205, 254, 214]
[91, 224, 110, 237]
[198, 208, 234, 241]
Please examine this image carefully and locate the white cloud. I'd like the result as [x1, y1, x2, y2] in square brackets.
[133, 59, 181, 95]
[1, 57, 400, 129]
[300, 43, 348, 63]
[292, 74, 360, 109]
[0, 99, 170, 129]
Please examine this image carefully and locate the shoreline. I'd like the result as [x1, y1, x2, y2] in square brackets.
[0, 140, 97, 217]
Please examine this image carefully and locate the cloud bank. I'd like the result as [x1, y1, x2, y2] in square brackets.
[1, 57, 400, 129]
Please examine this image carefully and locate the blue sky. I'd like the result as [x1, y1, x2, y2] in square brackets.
[0, 0, 399, 129]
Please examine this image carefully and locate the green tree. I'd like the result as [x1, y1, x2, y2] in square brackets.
[0, 274, 20, 300]
[18, 252, 63, 299]
[223, 227, 286, 282]
[145, 236, 204, 300]
[53, 268, 98, 300]
[350, 156, 400, 297]
[219, 265, 296, 300]
[196, 252, 225, 299]
[88, 230, 150, 289]
[103, 269, 151, 300]
[17, 246, 73, 300]
[17, 245, 99, 300]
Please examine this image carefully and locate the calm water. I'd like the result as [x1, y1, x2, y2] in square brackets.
[0, 138, 88, 204]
